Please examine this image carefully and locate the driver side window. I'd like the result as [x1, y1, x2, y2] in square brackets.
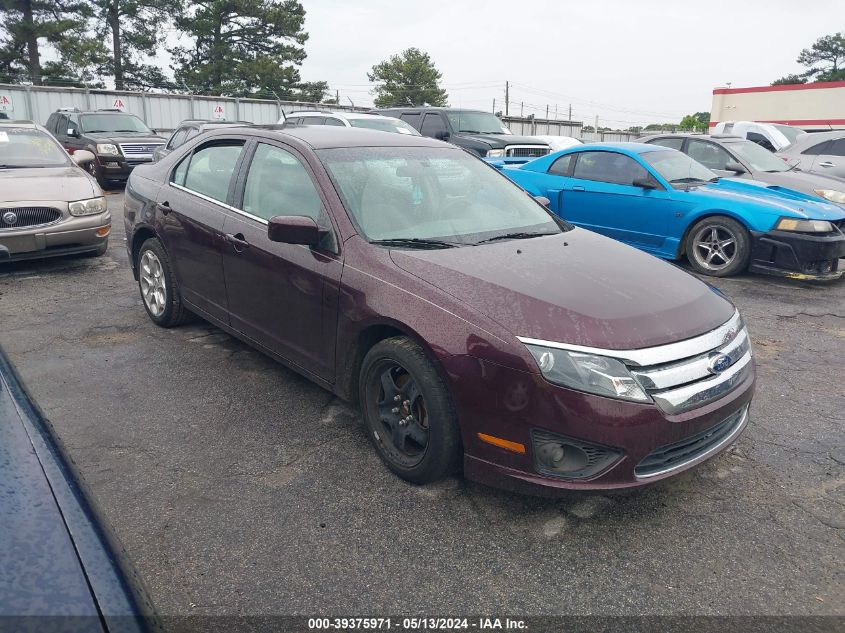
[242, 143, 324, 223]
[572, 151, 648, 186]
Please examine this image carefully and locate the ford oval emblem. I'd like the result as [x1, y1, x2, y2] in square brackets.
[2, 211, 17, 225]
[708, 352, 733, 375]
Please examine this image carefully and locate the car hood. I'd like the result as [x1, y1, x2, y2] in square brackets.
[0, 167, 96, 203]
[459, 132, 549, 148]
[745, 169, 845, 208]
[85, 133, 166, 144]
[698, 178, 845, 220]
[389, 229, 735, 350]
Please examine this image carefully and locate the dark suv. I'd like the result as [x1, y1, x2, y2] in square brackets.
[375, 107, 549, 159]
[46, 108, 166, 188]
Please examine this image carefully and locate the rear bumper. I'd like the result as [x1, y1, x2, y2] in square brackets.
[0, 213, 111, 261]
[749, 229, 845, 280]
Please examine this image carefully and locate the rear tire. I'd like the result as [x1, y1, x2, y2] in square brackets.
[137, 237, 194, 327]
[359, 336, 461, 484]
[685, 216, 750, 277]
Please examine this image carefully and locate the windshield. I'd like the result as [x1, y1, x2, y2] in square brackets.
[80, 113, 152, 134]
[0, 128, 70, 168]
[774, 124, 804, 145]
[349, 117, 420, 135]
[445, 111, 511, 135]
[641, 149, 717, 187]
[727, 140, 788, 172]
[319, 147, 563, 244]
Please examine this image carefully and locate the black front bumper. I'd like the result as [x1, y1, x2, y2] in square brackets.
[94, 156, 152, 181]
[749, 229, 845, 281]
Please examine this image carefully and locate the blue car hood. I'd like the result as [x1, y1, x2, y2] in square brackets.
[698, 178, 845, 221]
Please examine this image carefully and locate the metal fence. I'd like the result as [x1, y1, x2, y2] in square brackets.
[0, 83, 642, 141]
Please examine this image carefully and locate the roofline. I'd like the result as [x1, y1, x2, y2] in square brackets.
[713, 80, 845, 95]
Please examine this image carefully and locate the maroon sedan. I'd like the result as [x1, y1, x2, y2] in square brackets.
[124, 127, 754, 495]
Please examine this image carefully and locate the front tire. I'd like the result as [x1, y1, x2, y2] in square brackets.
[685, 216, 750, 277]
[359, 337, 461, 484]
[137, 237, 193, 327]
[86, 160, 109, 190]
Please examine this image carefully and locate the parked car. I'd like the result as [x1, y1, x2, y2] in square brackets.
[776, 130, 845, 181]
[153, 119, 253, 162]
[639, 133, 845, 207]
[0, 120, 110, 261]
[124, 126, 755, 495]
[0, 345, 158, 629]
[711, 121, 805, 151]
[45, 107, 167, 188]
[373, 107, 550, 159]
[529, 134, 582, 152]
[497, 143, 845, 280]
[279, 110, 420, 136]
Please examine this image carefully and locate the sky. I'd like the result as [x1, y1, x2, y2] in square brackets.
[294, 0, 845, 128]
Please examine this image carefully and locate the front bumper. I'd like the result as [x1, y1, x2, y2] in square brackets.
[93, 155, 153, 181]
[749, 228, 845, 281]
[443, 351, 755, 496]
[0, 212, 111, 261]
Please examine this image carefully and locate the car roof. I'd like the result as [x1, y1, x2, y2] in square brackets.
[566, 142, 669, 154]
[639, 133, 745, 142]
[373, 107, 487, 114]
[783, 129, 845, 148]
[0, 120, 38, 128]
[206, 125, 447, 149]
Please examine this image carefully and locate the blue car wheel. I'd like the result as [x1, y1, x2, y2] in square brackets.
[685, 216, 751, 277]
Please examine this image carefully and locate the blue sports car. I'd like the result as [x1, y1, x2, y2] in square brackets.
[497, 143, 845, 280]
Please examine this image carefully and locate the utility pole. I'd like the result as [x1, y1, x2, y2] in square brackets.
[504, 81, 509, 117]
[336, 89, 339, 104]
[492, 98, 496, 113]
[520, 101, 524, 117]
[546, 105, 549, 120]
[554, 104, 558, 120]
[568, 104, 572, 121]
[595, 115, 599, 135]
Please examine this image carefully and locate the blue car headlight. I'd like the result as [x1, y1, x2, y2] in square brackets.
[774, 217, 834, 233]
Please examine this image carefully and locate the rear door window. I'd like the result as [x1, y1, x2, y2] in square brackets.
[826, 139, 845, 157]
[802, 140, 830, 155]
[400, 113, 422, 130]
[687, 139, 733, 170]
[548, 154, 574, 176]
[572, 151, 648, 186]
[650, 137, 684, 151]
[176, 142, 244, 203]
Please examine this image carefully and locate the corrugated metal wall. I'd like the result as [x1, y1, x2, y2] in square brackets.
[0, 83, 642, 141]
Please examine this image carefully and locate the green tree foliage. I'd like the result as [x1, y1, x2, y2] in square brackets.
[368, 48, 448, 107]
[772, 32, 845, 85]
[79, 0, 181, 90]
[174, 0, 314, 98]
[679, 111, 710, 131]
[643, 123, 678, 132]
[0, 0, 97, 85]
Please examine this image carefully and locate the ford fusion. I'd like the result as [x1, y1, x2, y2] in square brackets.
[124, 127, 754, 494]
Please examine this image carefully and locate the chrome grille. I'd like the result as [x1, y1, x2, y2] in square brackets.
[0, 206, 62, 230]
[119, 143, 164, 157]
[505, 145, 549, 158]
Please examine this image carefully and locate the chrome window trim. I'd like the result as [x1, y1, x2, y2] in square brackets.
[517, 310, 742, 367]
[635, 404, 749, 479]
[169, 183, 269, 225]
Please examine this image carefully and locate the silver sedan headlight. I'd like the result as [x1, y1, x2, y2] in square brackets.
[96, 143, 120, 156]
[524, 344, 650, 402]
[774, 217, 834, 232]
[814, 189, 845, 205]
[69, 196, 107, 216]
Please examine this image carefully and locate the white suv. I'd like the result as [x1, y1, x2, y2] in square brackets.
[278, 111, 420, 136]
[711, 121, 806, 152]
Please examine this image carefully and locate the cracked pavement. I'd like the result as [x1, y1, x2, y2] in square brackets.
[0, 191, 843, 618]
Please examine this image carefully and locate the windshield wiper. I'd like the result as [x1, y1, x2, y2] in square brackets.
[475, 231, 557, 245]
[460, 130, 482, 134]
[370, 238, 460, 249]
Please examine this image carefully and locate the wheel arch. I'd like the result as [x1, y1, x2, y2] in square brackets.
[129, 224, 159, 279]
[677, 209, 752, 257]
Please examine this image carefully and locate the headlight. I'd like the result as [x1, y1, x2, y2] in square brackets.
[486, 148, 505, 158]
[524, 344, 650, 402]
[69, 196, 107, 216]
[774, 217, 834, 232]
[814, 189, 845, 204]
[96, 143, 120, 155]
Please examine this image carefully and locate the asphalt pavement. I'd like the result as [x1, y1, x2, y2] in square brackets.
[0, 191, 843, 620]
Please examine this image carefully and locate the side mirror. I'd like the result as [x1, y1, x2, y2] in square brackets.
[267, 215, 324, 246]
[67, 128, 79, 138]
[0, 245, 10, 261]
[434, 130, 450, 141]
[632, 175, 660, 190]
[725, 160, 747, 174]
[534, 195, 551, 207]
[72, 149, 95, 165]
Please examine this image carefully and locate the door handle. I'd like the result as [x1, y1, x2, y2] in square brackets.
[572, 185, 585, 191]
[818, 161, 835, 168]
[225, 233, 250, 251]
[157, 201, 172, 215]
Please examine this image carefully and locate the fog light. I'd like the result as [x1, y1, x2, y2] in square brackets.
[96, 226, 111, 237]
[532, 429, 622, 479]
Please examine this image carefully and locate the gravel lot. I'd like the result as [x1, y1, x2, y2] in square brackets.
[1, 191, 843, 620]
